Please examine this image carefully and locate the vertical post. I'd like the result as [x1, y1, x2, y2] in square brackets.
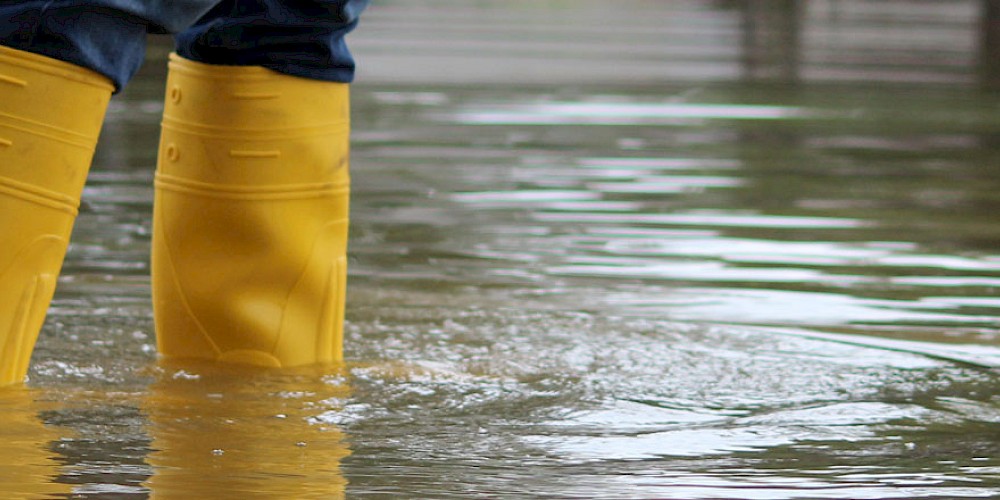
[981, 0, 1000, 90]
[741, 0, 803, 84]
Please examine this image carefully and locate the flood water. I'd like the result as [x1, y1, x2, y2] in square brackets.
[4, 1, 1000, 498]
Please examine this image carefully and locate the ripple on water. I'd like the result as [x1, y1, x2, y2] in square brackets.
[18, 41, 1000, 497]
[339, 305, 1000, 498]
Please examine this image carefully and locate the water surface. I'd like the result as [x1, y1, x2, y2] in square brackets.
[4, 2, 1000, 498]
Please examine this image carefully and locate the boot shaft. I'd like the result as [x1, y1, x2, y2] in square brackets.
[0, 46, 112, 385]
[153, 54, 350, 368]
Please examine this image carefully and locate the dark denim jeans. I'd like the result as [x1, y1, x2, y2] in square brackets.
[0, 0, 368, 91]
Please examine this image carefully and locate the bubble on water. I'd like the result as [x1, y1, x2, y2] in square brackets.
[172, 370, 200, 380]
[276, 391, 312, 399]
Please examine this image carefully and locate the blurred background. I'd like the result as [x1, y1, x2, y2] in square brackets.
[350, 0, 1000, 88]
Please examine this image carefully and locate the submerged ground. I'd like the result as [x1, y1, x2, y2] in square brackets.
[3, 1, 1000, 498]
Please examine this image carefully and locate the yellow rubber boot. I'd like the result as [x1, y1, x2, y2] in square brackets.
[152, 54, 350, 368]
[0, 46, 113, 385]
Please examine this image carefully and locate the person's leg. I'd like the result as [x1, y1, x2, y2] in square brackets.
[152, 0, 368, 367]
[0, 2, 219, 385]
[0, 1, 222, 90]
[175, 0, 368, 83]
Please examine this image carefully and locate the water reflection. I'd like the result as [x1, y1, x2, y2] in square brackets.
[143, 362, 350, 499]
[532, 400, 932, 459]
[450, 102, 812, 126]
[422, 86, 1000, 338]
[0, 387, 72, 498]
